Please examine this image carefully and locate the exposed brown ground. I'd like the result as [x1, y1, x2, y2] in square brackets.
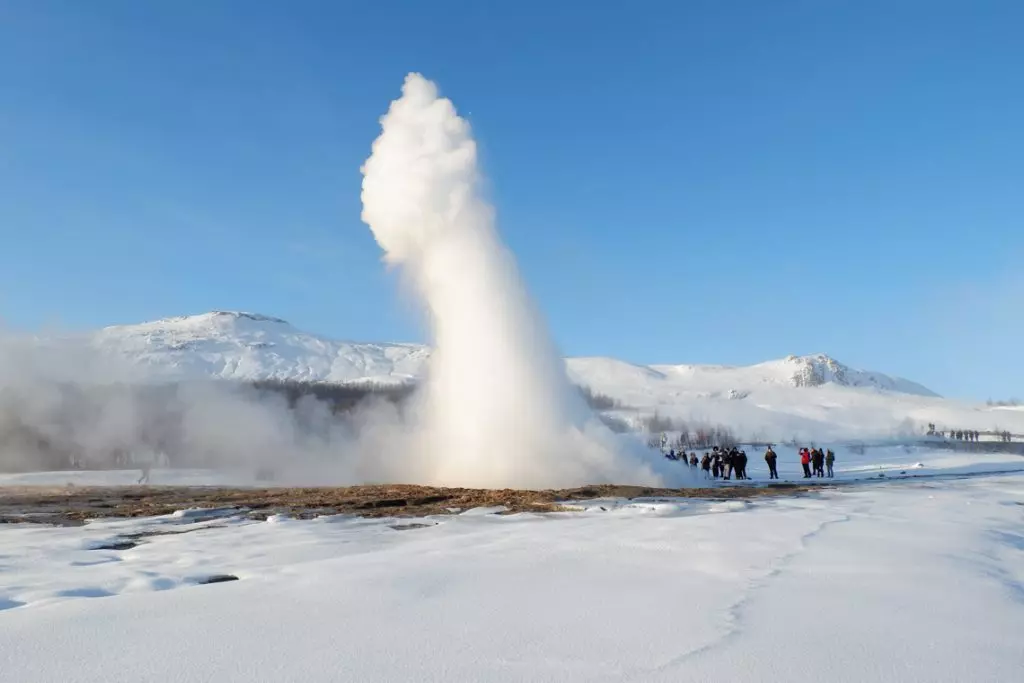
[0, 481, 823, 526]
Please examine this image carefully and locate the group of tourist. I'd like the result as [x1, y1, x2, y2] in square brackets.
[945, 429, 1015, 443]
[665, 445, 836, 481]
[928, 425, 1016, 443]
[666, 447, 751, 480]
[949, 429, 982, 442]
[797, 446, 835, 478]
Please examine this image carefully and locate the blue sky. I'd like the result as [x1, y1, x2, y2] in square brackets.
[1, 0, 1021, 400]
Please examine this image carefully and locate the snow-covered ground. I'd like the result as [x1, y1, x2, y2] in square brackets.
[1, 470, 1022, 682]
[2, 445, 1021, 488]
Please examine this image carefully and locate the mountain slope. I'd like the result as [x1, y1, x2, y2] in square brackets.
[89, 311, 935, 393]
[75, 311, 1022, 441]
[90, 311, 429, 384]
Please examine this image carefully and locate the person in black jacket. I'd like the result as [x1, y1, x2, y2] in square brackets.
[764, 446, 779, 479]
[811, 448, 825, 477]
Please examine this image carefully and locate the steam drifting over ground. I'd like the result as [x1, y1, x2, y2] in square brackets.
[0, 74, 670, 489]
[359, 73, 666, 488]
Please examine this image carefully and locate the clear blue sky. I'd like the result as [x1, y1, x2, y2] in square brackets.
[1, 0, 1021, 400]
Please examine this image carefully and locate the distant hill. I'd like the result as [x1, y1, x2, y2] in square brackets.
[59, 311, 1023, 441]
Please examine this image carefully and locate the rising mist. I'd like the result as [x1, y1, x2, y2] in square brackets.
[359, 73, 666, 488]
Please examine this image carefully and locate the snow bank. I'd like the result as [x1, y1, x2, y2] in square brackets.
[1, 474, 1022, 682]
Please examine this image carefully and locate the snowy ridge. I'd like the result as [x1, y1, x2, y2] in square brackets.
[90, 311, 429, 385]
[571, 353, 937, 398]
[70, 312, 1024, 440]
[89, 312, 932, 393]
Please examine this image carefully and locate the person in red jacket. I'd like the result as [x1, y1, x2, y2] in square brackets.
[800, 448, 812, 478]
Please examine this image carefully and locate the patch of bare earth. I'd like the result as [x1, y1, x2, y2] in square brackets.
[0, 482, 820, 526]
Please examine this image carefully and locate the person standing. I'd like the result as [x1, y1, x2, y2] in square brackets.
[737, 450, 749, 480]
[701, 453, 711, 479]
[825, 449, 836, 478]
[764, 446, 779, 479]
[800, 448, 812, 478]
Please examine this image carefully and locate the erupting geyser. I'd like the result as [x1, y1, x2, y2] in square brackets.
[360, 73, 665, 488]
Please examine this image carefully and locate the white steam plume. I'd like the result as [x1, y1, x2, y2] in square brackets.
[360, 73, 666, 488]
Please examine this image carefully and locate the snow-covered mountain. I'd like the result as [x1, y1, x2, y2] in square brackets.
[89, 311, 429, 384]
[88, 311, 929, 391]
[76, 312, 1023, 441]
[567, 354, 937, 399]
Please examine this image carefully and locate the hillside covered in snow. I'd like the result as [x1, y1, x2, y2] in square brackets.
[88, 312, 430, 385]
[87, 312, 930, 392]
[69, 312, 1024, 441]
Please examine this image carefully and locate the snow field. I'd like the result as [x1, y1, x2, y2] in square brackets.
[1, 472, 1022, 682]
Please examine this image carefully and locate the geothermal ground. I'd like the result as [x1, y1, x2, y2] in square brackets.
[0, 481, 814, 526]
[2, 452, 1023, 683]
[3, 444, 1022, 525]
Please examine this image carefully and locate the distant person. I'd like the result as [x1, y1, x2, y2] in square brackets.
[811, 448, 824, 478]
[689, 452, 698, 469]
[138, 462, 151, 485]
[800, 448, 812, 478]
[825, 449, 835, 478]
[736, 450, 748, 479]
[701, 453, 712, 479]
[764, 446, 779, 479]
